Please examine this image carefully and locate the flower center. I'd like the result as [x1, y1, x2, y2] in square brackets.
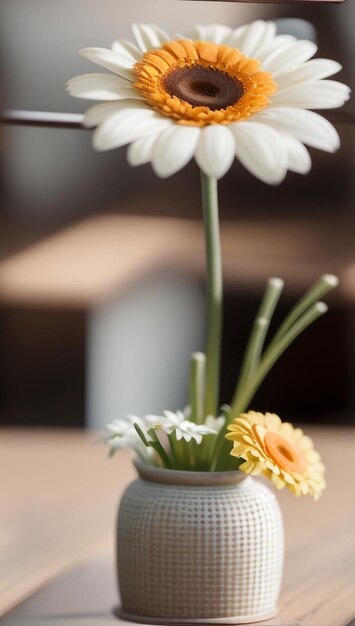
[265, 431, 306, 474]
[162, 66, 244, 111]
[133, 39, 277, 127]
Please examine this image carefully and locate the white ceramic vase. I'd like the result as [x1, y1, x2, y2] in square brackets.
[116, 462, 284, 624]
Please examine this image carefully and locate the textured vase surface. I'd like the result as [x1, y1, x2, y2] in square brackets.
[117, 462, 284, 624]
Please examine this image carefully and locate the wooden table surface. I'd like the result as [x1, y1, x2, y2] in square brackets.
[1, 427, 354, 625]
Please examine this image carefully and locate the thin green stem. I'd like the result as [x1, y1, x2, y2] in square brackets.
[189, 352, 206, 424]
[231, 317, 267, 408]
[167, 433, 180, 468]
[177, 438, 192, 470]
[200, 171, 223, 418]
[147, 428, 172, 469]
[133, 423, 150, 447]
[232, 277, 284, 410]
[133, 423, 164, 465]
[272, 274, 338, 345]
[213, 301, 328, 471]
[231, 302, 328, 417]
[209, 433, 225, 471]
[209, 278, 284, 470]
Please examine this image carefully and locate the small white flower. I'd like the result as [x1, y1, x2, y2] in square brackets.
[106, 416, 138, 449]
[105, 413, 159, 456]
[162, 409, 185, 427]
[128, 413, 161, 431]
[67, 20, 350, 184]
[204, 415, 226, 433]
[160, 410, 218, 444]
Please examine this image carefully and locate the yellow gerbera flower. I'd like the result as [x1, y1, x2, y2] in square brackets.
[226, 411, 325, 499]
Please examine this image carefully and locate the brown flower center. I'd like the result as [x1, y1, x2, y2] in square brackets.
[265, 431, 306, 474]
[163, 66, 244, 111]
[133, 39, 277, 127]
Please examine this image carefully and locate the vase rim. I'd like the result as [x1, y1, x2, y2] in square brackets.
[134, 460, 247, 487]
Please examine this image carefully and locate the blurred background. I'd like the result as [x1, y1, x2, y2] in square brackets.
[0, 0, 354, 430]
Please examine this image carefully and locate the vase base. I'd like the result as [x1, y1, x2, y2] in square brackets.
[115, 606, 278, 625]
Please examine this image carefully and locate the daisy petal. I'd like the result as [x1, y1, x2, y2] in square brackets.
[282, 135, 311, 174]
[249, 22, 279, 59]
[224, 20, 277, 52]
[184, 24, 232, 44]
[261, 40, 317, 77]
[132, 23, 170, 52]
[93, 109, 172, 151]
[164, 410, 181, 421]
[66, 73, 141, 101]
[111, 39, 142, 62]
[259, 34, 296, 59]
[271, 80, 350, 109]
[227, 21, 277, 59]
[195, 125, 235, 179]
[257, 35, 306, 71]
[106, 423, 123, 433]
[151, 125, 200, 178]
[231, 122, 287, 185]
[83, 99, 151, 128]
[79, 47, 134, 82]
[276, 59, 342, 90]
[253, 107, 340, 153]
[127, 133, 160, 166]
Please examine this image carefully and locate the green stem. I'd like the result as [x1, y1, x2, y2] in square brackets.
[200, 171, 223, 419]
[232, 277, 284, 409]
[212, 278, 283, 470]
[231, 302, 328, 417]
[272, 274, 338, 345]
[215, 301, 328, 471]
[167, 433, 180, 468]
[175, 438, 191, 470]
[147, 428, 172, 469]
[133, 423, 150, 447]
[189, 352, 206, 424]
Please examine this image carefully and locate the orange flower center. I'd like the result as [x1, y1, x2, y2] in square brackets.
[133, 39, 277, 127]
[265, 431, 306, 474]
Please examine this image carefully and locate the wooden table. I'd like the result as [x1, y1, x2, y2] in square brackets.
[1, 428, 354, 625]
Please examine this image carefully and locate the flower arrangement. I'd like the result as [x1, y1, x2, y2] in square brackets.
[68, 20, 350, 498]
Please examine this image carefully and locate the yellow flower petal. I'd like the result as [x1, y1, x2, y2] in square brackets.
[265, 412, 282, 431]
[226, 410, 325, 499]
[239, 460, 256, 474]
[271, 472, 286, 490]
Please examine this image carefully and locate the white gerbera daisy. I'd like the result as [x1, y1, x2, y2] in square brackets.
[66, 20, 350, 184]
